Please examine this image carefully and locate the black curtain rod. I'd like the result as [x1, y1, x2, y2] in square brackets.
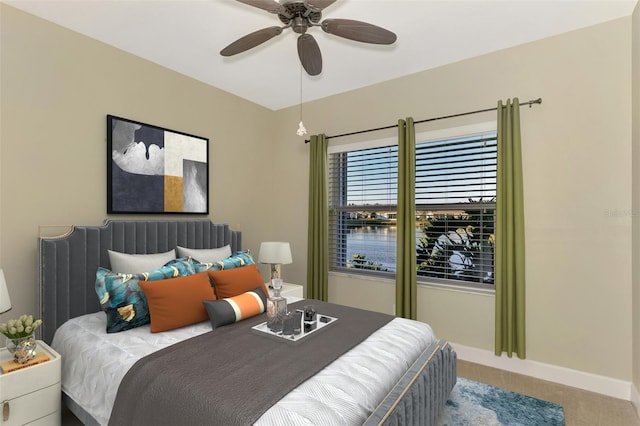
[304, 97, 542, 143]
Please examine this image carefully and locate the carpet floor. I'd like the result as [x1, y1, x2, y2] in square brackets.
[438, 377, 565, 425]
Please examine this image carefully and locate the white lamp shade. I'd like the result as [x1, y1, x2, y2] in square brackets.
[258, 242, 292, 265]
[0, 269, 12, 314]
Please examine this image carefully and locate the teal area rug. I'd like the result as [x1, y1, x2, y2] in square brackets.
[438, 377, 565, 425]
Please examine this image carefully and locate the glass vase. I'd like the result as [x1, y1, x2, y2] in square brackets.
[267, 295, 287, 332]
[6, 334, 37, 363]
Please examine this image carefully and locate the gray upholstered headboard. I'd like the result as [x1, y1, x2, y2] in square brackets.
[37, 220, 242, 344]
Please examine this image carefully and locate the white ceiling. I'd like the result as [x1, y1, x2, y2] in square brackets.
[4, 0, 638, 110]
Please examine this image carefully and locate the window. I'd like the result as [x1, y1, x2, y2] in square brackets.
[328, 125, 496, 288]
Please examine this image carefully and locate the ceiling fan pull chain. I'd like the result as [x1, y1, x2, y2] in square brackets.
[297, 65, 308, 136]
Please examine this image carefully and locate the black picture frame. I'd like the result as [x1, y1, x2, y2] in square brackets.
[107, 115, 209, 214]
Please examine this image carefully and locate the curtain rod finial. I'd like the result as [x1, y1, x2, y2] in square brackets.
[529, 98, 543, 107]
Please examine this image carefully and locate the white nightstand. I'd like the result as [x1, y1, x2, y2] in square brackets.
[0, 340, 61, 426]
[268, 282, 304, 299]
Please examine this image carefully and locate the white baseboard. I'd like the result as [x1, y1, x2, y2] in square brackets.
[632, 383, 640, 417]
[451, 342, 632, 401]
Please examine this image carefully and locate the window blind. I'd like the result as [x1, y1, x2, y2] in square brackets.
[329, 132, 497, 286]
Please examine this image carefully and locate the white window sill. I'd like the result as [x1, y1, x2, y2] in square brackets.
[329, 270, 495, 297]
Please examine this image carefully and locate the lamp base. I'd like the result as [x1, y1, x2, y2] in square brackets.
[268, 263, 282, 288]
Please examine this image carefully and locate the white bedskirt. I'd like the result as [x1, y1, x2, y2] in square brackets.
[52, 307, 436, 425]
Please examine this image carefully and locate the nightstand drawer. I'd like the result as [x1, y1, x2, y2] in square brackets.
[24, 411, 59, 426]
[1, 382, 60, 426]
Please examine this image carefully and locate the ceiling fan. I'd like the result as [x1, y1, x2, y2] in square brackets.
[220, 0, 397, 76]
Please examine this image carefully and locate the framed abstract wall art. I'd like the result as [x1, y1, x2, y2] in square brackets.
[107, 115, 209, 214]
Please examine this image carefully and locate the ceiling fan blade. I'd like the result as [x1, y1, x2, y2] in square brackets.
[298, 34, 322, 76]
[306, 0, 337, 11]
[321, 19, 397, 45]
[234, 0, 284, 14]
[220, 26, 283, 56]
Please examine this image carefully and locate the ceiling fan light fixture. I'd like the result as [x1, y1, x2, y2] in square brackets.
[292, 16, 308, 34]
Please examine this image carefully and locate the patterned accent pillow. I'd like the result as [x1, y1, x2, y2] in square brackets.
[190, 250, 255, 273]
[95, 258, 196, 333]
[202, 287, 267, 330]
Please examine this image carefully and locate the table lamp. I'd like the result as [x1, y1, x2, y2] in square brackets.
[0, 269, 12, 314]
[259, 242, 292, 284]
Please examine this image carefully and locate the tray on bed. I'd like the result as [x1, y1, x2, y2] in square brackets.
[251, 314, 338, 345]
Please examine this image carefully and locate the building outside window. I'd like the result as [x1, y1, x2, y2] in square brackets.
[328, 123, 496, 290]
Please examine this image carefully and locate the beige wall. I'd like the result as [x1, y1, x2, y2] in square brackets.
[275, 18, 634, 380]
[0, 5, 278, 322]
[1, 5, 636, 383]
[633, 1, 640, 393]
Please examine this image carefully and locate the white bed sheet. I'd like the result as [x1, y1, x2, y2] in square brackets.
[51, 303, 436, 426]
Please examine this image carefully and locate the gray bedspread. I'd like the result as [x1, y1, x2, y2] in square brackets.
[108, 300, 394, 426]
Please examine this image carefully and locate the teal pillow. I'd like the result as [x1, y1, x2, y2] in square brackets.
[190, 250, 255, 273]
[95, 258, 196, 333]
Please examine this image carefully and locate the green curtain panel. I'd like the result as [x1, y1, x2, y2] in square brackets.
[396, 118, 417, 319]
[307, 134, 329, 301]
[495, 98, 526, 359]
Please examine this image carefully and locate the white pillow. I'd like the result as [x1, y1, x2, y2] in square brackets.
[108, 249, 176, 274]
[176, 245, 232, 263]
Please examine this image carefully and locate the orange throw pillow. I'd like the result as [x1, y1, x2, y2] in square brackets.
[139, 272, 215, 333]
[208, 264, 269, 299]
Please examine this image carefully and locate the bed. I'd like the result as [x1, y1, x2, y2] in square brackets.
[38, 220, 456, 426]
